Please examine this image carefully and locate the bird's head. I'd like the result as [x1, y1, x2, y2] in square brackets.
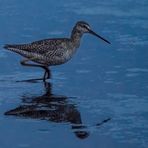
[75, 21, 91, 33]
[74, 21, 111, 44]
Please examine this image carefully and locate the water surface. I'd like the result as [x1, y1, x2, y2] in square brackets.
[0, 0, 148, 148]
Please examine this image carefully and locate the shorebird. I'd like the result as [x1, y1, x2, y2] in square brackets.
[4, 21, 111, 81]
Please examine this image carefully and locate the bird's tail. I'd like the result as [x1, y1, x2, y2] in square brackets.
[3, 44, 27, 54]
[4, 44, 18, 50]
[3, 44, 30, 58]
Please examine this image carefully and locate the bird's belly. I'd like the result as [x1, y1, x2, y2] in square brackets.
[49, 54, 72, 66]
[30, 49, 75, 66]
[47, 50, 74, 66]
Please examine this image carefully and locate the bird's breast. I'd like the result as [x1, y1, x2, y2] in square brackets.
[60, 49, 75, 63]
[50, 47, 77, 66]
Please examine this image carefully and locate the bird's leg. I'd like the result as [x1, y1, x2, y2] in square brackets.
[44, 67, 50, 79]
[43, 67, 50, 81]
[20, 59, 50, 81]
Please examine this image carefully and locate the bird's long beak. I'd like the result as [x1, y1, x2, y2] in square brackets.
[89, 30, 111, 44]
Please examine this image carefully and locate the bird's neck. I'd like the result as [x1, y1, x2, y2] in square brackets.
[70, 28, 83, 48]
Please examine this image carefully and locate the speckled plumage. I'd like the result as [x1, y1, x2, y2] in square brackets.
[4, 21, 110, 81]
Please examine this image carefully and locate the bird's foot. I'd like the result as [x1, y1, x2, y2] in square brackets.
[16, 78, 49, 83]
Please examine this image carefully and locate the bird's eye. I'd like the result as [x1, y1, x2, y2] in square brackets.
[85, 25, 90, 30]
[82, 24, 88, 29]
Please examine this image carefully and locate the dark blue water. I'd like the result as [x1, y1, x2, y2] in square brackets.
[0, 0, 148, 148]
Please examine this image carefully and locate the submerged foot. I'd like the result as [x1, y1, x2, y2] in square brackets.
[16, 77, 49, 83]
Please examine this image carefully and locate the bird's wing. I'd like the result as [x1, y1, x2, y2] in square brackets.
[4, 38, 68, 55]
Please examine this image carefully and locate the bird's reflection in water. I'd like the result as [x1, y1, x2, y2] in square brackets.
[5, 81, 111, 139]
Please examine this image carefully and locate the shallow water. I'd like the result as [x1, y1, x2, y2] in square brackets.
[0, 0, 148, 148]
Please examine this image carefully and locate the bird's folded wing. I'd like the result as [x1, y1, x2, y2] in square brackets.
[4, 38, 67, 55]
